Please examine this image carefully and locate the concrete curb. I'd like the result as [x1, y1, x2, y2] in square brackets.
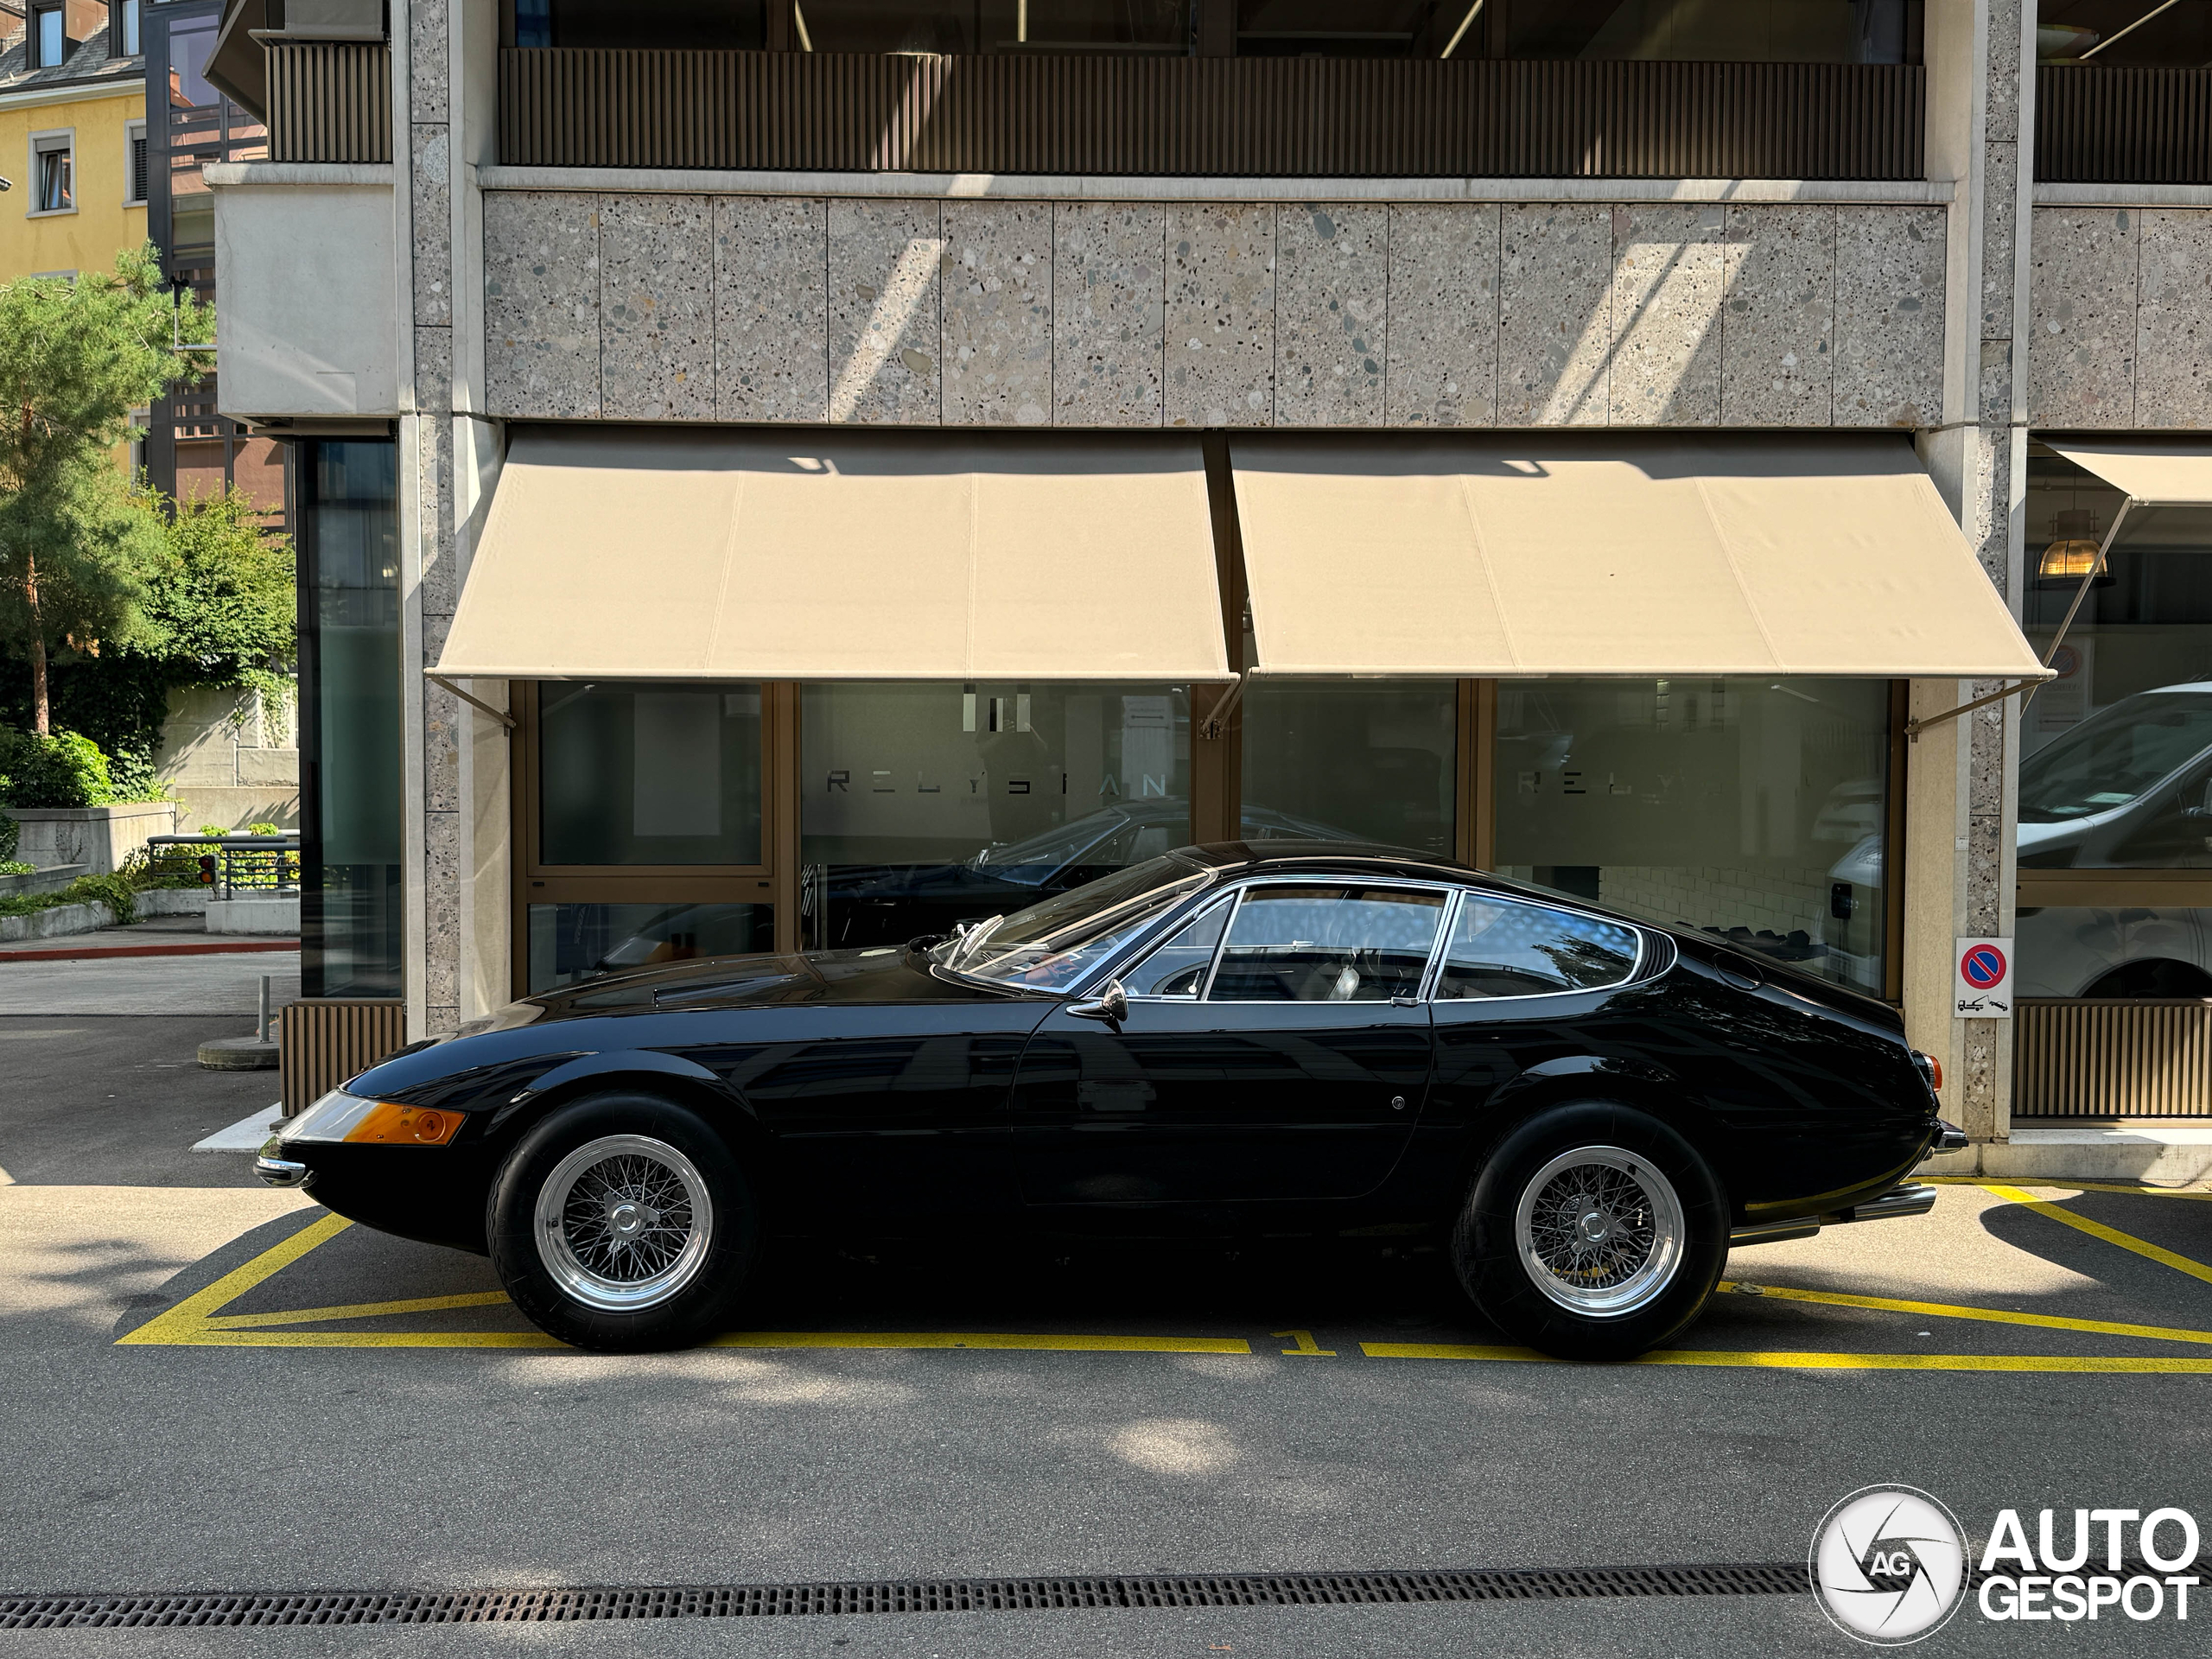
[1920, 1128, 2212, 1187]
[0, 902, 114, 944]
[0, 939, 299, 963]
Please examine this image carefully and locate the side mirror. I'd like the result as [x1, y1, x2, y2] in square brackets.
[1068, 979, 1128, 1024]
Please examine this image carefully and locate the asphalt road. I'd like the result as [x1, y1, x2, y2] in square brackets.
[3, 1014, 2210, 1656]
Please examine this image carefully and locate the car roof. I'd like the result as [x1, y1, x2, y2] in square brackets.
[1173, 841, 1631, 916]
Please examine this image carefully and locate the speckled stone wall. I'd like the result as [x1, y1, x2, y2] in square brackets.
[480, 194, 1947, 430]
[2031, 207, 2212, 429]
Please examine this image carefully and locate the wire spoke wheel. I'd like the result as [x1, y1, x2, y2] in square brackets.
[1512, 1145, 1685, 1319]
[534, 1134, 715, 1313]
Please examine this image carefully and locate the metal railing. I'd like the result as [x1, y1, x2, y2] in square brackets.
[143, 834, 302, 899]
[498, 50, 1925, 180]
[266, 41, 392, 163]
[2038, 66, 2212, 186]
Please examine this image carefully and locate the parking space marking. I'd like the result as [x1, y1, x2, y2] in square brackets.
[1985, 1183, 2212, 1287]
[1716, 1279, 2212, 1347]
[1924, 1177, 2212, 1201]
[115, 1212, 354, 1347]
[1361, 1342, 2212, 1374]
[200, 1290, 513, 1331]
[710, 1332, 1253, 1355]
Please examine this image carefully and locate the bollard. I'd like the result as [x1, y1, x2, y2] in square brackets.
[257, 975, 272, 1046]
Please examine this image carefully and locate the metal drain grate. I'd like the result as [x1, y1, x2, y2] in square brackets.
[0, 1563, 1809, 1629]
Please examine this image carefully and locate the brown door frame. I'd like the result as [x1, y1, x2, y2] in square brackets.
[508, 678, 790, 996]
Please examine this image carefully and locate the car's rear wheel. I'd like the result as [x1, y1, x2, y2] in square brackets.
[1452, 1102, 1726, 1361]
[487, 1092, 755, 1351]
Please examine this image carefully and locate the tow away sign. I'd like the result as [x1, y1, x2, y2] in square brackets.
[1955, 938, 2012, 1019]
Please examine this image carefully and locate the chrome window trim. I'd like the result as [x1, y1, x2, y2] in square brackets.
[1429, 887, 1653, 1006]
[1197, 874, 1459, 1007]
[1121, 890, 1238, 1003]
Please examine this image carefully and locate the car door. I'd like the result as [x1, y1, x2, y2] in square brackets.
[1011, 880, 1446, 1209]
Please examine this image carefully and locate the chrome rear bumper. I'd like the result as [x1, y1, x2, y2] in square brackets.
[1728, 1181, 1939, 1247]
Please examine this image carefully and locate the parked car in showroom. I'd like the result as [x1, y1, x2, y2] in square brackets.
[2017, 683, 2212, 997]
[260, 843, 1958, 1361]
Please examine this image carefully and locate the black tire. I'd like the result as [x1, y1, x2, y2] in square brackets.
[487, 1091, 757, 1352]
[1451, 1102, 1726, 1362]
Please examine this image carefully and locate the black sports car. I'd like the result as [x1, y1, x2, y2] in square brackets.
[258, 843, 1961, 1360]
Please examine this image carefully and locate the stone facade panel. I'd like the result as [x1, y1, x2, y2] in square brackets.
[2029, 207, 2139, 428]
[1497, 204, 1610, 426]
[1718, 205, 1833, 426]
[1165, 204, 1274, 426]
[411, 124, 451, 328]
[1273, 202, 1385, 428]
[1981, 142, 2018, 341]
[1608, 204, 1726, 425]
[1052, 203, 1166, 426]
[828, 198, 943, 423]
[414, 324, 451, 416]
[418, 409, 457, 617]
[483, 193, 601, 419]
[942, 200, 1052, 426]
[2135, 210, 2212, 429]
[410, 0, 448, 124]
[1833, 205, 1945, 427]
[1384, 203, 1497, 427]
[714, 195, 828, 423]
[600, 194, 716, 421]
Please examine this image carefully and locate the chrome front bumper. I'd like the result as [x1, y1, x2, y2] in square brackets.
[253, 1136, 312, 1189]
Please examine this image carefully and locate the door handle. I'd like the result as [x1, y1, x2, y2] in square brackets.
[1390, 995, 1421, 1007]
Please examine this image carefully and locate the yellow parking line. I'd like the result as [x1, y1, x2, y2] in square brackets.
[1985, 1184, 2212, 1288]
[201, 1290, 514, 1330]
[1716, 1280, 2212, 1347]
[1362, 1342, 2212, 1374]
[128, 1327, 567, 1350]
[710, 1332, 1253, 1355]
[1924, 1176, 2212, 1200]
[116, 1213, 353, 1346]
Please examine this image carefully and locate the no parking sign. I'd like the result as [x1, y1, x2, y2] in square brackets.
[1954, 938, 2012, 1019]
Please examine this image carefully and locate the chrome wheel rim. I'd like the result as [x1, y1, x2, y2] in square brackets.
[1513, 1145, 1685, 1319]
[533, 1134, 714, 1313]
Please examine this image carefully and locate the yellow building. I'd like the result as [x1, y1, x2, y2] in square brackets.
[0, 2, 145, 283]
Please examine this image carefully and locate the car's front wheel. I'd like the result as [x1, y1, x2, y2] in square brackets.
[487, 1092, 756, 1351]
[1452, 1102, 1726, 1361]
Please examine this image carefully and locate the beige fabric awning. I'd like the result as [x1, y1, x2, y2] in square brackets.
[2044, 439, 2212, 505]
[1230, 435, 2050, 680]
[435, 429, 1232, 683]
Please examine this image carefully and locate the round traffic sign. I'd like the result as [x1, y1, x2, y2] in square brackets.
[1961, 944, 2006, 989]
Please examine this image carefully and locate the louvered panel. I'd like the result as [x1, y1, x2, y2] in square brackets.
[277, 999, 409, 1116]
[266, 42, 391, 164]
[2014, 998, 2212, 1119]
[494, 50, 1923, 181]
[2039, 67, 2212, 185]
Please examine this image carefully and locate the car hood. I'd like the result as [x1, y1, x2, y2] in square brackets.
[525, 944, 1028, 1020]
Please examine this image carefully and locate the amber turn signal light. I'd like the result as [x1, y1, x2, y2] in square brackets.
[341, 1103, 465, 1146]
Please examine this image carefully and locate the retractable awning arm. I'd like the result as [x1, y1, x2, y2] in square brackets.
[425, 672, 516, 730]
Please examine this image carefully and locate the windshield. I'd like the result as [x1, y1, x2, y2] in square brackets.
[932, 855, 1206, 991]
[2019, 690, 2212, 823]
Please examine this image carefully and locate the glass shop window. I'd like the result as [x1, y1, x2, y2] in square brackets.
[1494, 677, 1893, 995]
[800, 682, 1191, 949]
[1239, 681, 1457, 855]
[528, 901, 775, 994]
[537, 683, 765, 867]
[513, 1, 768, 48]
[2034, 0, 2212, 70]
[791, 1, 1193, 54]
[1207, 885, 1446, 1002]
[1236, 2, 1466, 56]
[1434, 896, 1643, 999]
[1497, 0, 1919, 62]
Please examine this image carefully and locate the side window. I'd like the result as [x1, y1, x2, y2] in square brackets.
[1435, 896, 1641, 1001]
[1207, 886, 1446, 1003]
[1121, 896, 1230, 998]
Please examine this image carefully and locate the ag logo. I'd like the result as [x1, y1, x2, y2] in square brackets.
[1811, 1485, 1969, 1644]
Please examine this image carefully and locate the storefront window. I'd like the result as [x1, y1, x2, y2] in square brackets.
[527, 902, 775, 993]
[2018, 448, 2212, 1002]
[1494, 677, 1893, 994]
[1239, 681, 1457, 855]
[538, 683, 764, 867]
[300, 441, 402, 999]
[513, 0, 767, 48]
[800, 682, 1191, 948]
[794, 1, 1192, 53]
[1497, 0, 1918, 61]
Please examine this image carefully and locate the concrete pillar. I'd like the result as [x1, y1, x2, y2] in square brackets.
[1918, 0, 2031, 1142]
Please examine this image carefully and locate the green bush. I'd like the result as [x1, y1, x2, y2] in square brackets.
[0, 871, 135, 923]
[0, 729, 115, 808]
[0, 859, 31, 878]
[0, 804, 16, 862]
